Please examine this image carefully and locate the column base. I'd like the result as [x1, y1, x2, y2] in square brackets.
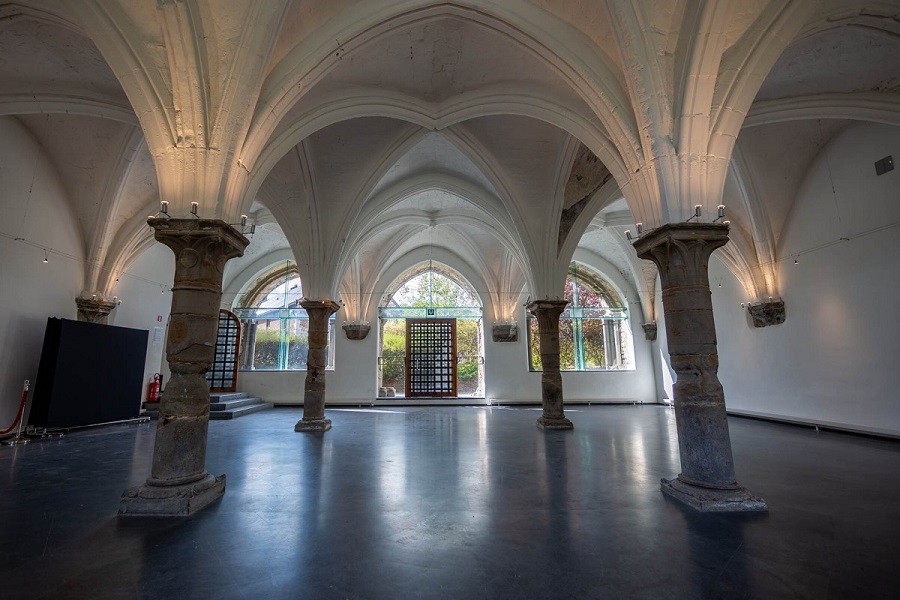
[294, 418, 332, 433]
[536, 416, 574, 430]
[661, 476, 767, 513]
[118, 473, 225, 517]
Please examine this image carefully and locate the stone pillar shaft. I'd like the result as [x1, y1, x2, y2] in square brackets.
[527, 300, 573, 430]
[295, 299, 339, 432]
[635, 223, 765, 511]
[120, 218, 248, 517]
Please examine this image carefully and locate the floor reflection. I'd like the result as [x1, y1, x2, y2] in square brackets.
[1, 405, 898, 598]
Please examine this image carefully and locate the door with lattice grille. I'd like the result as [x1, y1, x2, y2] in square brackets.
[405, 319, 457, 397]
[206, 309, 241, 392]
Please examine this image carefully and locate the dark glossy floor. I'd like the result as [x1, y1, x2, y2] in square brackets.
[1, 406, 899, 599]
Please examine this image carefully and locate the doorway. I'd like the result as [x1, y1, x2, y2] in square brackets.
[405, 318, 457, 397]
[378, 262, 485, 398]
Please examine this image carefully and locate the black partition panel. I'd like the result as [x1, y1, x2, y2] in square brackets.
[29, 318, 148, 428]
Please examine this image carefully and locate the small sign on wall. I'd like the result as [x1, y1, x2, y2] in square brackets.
[152, 327, 164, 345]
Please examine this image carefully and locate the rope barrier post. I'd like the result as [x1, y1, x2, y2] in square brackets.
[4, 381, 30, 446]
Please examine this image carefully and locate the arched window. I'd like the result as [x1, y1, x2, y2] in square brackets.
[378, 262, 484, 397]
[233, 261, 335, 371]
[528, 262, 632, 371]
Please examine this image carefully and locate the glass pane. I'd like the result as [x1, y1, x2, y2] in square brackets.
[327, 320, 336, 368]
[564, 277, 576, 306]
[559, 319, 576, 370]
[379, 306, 482, 319]
[528, 319, 576, 371]
[582, 319, 606, 369]
[456, 319, 480, 396]
[391, 271, 479, 308]
[578, 286, 606, 309]
[380, 319, 405, 395]
[528, 318, 541, 371]
[251, 319, 281, 370]
[256, 275, 303, 309]
[286, 319, 309, 370]
[239, 315, 335, 371]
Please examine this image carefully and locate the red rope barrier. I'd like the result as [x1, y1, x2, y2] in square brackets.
[1, 382, 29, 436]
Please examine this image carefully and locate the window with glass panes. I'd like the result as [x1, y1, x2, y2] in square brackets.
[233, 261, 335, 371]
[527, 262, 631, 371]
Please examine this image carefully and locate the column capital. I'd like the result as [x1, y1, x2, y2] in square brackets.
[526, 299, 569, 318]
[147, 217, 249, 258]
[633, 223, 729, 279]
[75, 296, 117, 324]
[748, 298, 786, 328]
[299, 299, 340, 315]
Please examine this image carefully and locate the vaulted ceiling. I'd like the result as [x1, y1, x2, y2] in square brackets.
[0, 0, 897, 309]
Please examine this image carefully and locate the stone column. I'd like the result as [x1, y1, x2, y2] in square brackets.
[634, 223, 766, 512]
[526, 300, 573, 430]
[295, 299, 339, 432]
[119, 218, 248, 517]
[75, 296, 117, 324]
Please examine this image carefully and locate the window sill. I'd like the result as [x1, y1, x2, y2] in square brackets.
[529, 368, 636, 373]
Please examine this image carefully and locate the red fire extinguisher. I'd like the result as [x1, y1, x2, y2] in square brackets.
[147, 373, 161, 403]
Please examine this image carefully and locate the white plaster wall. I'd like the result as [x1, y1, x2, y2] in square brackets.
[108, 243, 174, 405]
[649, 282, 675, 404]
[712, 122, 900, 436]
[0, 117, 84, 425]
[237, 317, 380, 404]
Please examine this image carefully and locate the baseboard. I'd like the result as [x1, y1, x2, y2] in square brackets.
[269, 398, 660, 408]
[726, 408, 900, 441]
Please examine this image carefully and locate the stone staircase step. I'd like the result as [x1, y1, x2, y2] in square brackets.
[209, 392, 249, 402]
[141, 401, 160, 420]
[141, 392, 270, 421]
[210, 397, 261, 411]
[209, 401, 273, 420]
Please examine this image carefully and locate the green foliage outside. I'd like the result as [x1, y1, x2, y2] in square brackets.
[380, 318, 480, 382]
[381, 320, 405, 383]
[253, 326, 308, 370]
[528, 318, 605, 371]
[456, 319, 479, 381]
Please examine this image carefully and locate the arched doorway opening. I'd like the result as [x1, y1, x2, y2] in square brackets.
[378, 262, 484, 398]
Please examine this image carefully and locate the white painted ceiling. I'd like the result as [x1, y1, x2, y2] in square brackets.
[0, 1, 896, 305]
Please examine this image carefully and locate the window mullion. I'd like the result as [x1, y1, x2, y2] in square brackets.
[279, 317, 288, 370]
[573, 317, 585, 371]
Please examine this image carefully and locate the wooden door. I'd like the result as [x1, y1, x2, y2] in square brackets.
[206, 309, 241, 392]
[405, 318, 457, 397]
